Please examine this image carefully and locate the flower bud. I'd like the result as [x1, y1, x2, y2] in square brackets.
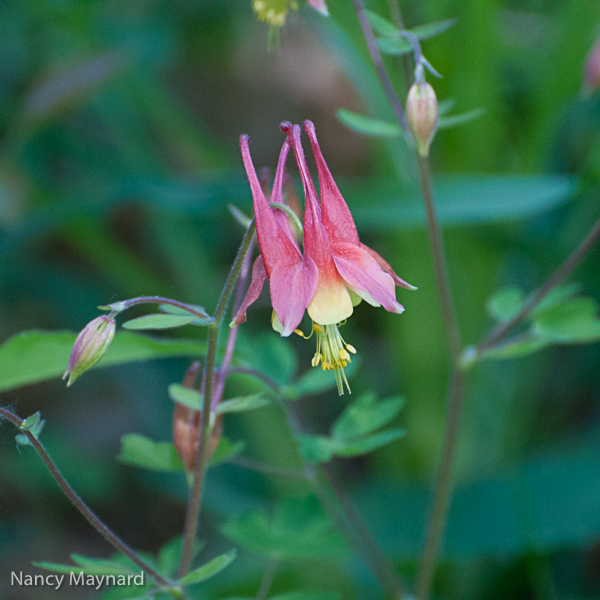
[62, 315, 116, 387]
[173, 404, 222, 473]
[583, 36, 600, 94]
[406, 81, 439, 156]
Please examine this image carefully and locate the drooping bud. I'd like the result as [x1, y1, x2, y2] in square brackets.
[583, 36, 600, 94]
[172, 363, 222, 473]
[62, 315, 116, 387]
[406, 81, 439, 156]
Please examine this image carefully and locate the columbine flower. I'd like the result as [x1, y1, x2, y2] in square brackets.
[281, 121, 416, 393]
[232, 134, 319, 338]
[62, 315, 116, 387]
[233, 122, 415, 394]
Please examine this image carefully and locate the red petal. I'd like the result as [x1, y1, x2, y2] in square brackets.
[303, 120, 360, 246]
[240, 135, 301, 277]
[270, 254, 319, 336]
[360, 243, 417, 290]
[333, 242, 405, 314]
[231, 255, 267, 327]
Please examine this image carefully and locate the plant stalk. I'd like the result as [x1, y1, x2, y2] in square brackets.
[178, 220, 256, 578]
[0, 407, 174, 591]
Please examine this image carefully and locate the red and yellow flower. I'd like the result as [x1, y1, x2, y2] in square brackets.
[233, 121, 415, 393]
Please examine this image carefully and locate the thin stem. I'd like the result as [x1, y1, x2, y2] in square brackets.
[0, 407, 174, 591]
[178, 220, 256, 579]
[102, 296, 211, 321]
[475, 215, 600, 356]
[386, 0, 412, 86]
[351, 0, 410, 133]
[255, 558, 279, 600]
[416, 369, 466, 600]
[417, 154, 462, 360]
[280, 399, 406, 600]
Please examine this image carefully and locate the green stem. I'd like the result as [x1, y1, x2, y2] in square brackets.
[0, 407, 175, 592]
[103, 296, 211, 321]
[255, 558, 278, 600]
[268, 202, 303, 236]
[178, 220, 256, 579]
[415, 369, 466, 600]
[475, 215, 600, 356]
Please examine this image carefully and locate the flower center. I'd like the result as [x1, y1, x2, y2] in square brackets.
[302, 322, 356, 395]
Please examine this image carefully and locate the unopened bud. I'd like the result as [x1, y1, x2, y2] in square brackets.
[173, 404, 222, 473]
[62, 315, 116, 387]
[583, 36, 600, 94]
[406, 81, 439, 156]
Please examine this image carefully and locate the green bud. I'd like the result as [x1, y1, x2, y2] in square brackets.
[407, 81, 439, 156]
[62, 315, 116, 387]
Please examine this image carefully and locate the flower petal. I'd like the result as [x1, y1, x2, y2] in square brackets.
[333, 242, 405, 314]
[240, 135, 301, 276]
[303, 120, 360, 246]
[231, 255, 267, 327]
[307, 275, 353, 325]
[360, 243, 417, 290]
[270, 254, 319, 336]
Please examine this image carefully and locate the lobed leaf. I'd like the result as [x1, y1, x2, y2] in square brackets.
[216, 393, 271, 414]
[168, 383, 203, 410]
[336, 109, 401, 137]
[486, 287, 525, 322]
[118, 434, 184, 472]
[122, 314, 200, 330]
[178, 549, 237, 585]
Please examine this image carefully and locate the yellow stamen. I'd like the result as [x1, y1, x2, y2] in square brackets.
[309, 322, 355, 395]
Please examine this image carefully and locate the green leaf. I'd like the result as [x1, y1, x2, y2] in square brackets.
[33, 555, 134, 576]
[168, 383, 203, 410]
[336, 109, 402, 138]
[410, 18, 457, 40]
[117, 434, 184, 472]
[364, 9, 398, 38]
[16, 411, 46, 447]
[295, 435, 336, 463]
[158, 537, 204, 578]
[331, 393, 405, 441]
[222, 496, 348, 559]
[159, 303, 209, 318]
[533, 297, 600, 343]
[334, 428, 406, 457]
[530, 283, 581, 316]
[216, 392, 271, 414]
[209, 437, 246, 467]
[480, 335, 550, 361]
[0, 330, 207, 392]
[237, 334, 297, 386]
[286, 359, 359, 399]
[178, 549, 237, 585]
[486, 287, 525, 322]
[122, 314, 200, 330]
[438, 108, 486, 129]
[350, 175, 575, 231]
[377, 19, 456, 55]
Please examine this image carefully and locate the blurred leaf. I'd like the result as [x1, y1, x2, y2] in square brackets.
[15, 411, 46, 447]
[237, 334, 297, 386]
[295, 435, 336, 463]
[336, 109, 401, 137]
[270, 593, 340, 600]
[118, 434, 183, 472]
[159, 304, 209, 318]
[350, 175, 575, 231]
[285, 359, 359, 399]
[377, 19, 456, 55]
[0, 331, 207, 392]
[178, 549, 237, 585]
[168, 383, 203, 410]
[486, 287, 525, 321]
[479, 336, 550, 361]
[334, 429, 406, 457]
[532, 297, 600, 342]
[222, 496, 348, 559]
[331, 393, 405, 440]
[209, 438, 246, 468]
[33, 555, 134, 576]
[530, 283, 581, 316]
[123, 314, 210, 330]
[216, 393, 272, 414]
[438, 108, 486, 129]
[364, 10, 398, 38]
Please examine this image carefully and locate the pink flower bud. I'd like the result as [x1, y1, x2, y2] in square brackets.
[62, 315, 116, 387]
[407, 81, 439, 156]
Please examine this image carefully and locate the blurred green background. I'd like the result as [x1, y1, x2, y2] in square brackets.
[1, 0, 600, 598]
